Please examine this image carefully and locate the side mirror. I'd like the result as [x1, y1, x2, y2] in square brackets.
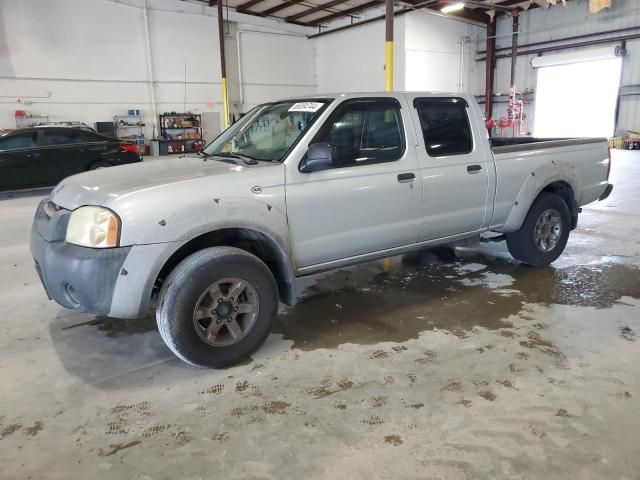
[300, 143, 334, 173]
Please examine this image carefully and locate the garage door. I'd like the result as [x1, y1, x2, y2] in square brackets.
[533, 46, 623, 138]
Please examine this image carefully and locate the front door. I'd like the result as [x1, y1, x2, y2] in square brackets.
[285, 97, 421, 269]
[407, 96, 491, 241]
[0, 131, 43, 190]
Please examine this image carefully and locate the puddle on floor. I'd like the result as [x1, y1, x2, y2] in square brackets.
[275, 248, 640, 350]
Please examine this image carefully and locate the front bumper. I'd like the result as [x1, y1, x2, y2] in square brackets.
[30, 200, 131, 315]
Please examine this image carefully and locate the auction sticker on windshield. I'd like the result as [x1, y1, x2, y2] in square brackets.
[288, 102, 324, 113]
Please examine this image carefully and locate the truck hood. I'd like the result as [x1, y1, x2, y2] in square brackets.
[50, 156, 273, 210]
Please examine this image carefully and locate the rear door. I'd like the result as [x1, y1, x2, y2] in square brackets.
[285, 97, 422, 269]
[407, 96, 491, 241]
[75, 131, 113, 165]
[37, 129, 96, 184]
[0, 131, 42, 190]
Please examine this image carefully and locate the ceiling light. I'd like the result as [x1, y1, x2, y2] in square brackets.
[441, 2, 465, 13]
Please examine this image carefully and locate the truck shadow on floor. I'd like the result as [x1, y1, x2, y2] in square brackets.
[48, 247, 640, 388]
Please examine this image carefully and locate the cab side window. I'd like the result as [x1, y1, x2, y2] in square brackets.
[312, 99, 405, 168]
[0, 132, 37, 151]
[40, 129, 84, 146]
[414, 98, 473, 157]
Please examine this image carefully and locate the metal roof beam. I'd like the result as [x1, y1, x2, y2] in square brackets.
[309, 0, 383, 25]
[285, 0, 350, 22]
[236, 0, 267, 13]
[260, 0, 307, 16]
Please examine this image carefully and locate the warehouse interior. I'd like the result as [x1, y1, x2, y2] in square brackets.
[1, 0, 640, 478]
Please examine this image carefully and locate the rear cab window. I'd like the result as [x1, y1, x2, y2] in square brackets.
[414, 98, 473, 157]
[311, 98, 405, 168]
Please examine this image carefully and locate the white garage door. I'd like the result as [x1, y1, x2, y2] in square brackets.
[533, 47, 623, 138]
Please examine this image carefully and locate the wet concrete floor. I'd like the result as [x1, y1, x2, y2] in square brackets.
[0, 150, 639, 479]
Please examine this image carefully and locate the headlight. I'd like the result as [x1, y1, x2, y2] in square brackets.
[66, 206, 120, 248]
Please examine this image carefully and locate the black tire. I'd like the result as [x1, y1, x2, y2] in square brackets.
[88, 161, 112, 170]
[156, 247, 279, 368]
[505, 192, 571, 267]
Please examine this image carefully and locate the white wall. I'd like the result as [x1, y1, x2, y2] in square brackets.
[314, 10, 482, 95]
[233, 27, 317, 106]
[0, 0, 317, 138]
[315, 18, 405, 92]
[403, 12, 482, 93]
[480, 0, 640, 133]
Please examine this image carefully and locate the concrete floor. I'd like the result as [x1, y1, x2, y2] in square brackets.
[1, 150, 639, 479]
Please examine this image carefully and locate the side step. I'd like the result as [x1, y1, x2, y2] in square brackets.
[480, 233, 506, 243]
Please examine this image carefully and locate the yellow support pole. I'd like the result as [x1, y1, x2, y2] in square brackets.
[217, 0, 230, 129]
[384, 0, 393, 92]
[221, 77, 230, 129]
[385, 40, 394, 92]
[383, 0, 393, 272]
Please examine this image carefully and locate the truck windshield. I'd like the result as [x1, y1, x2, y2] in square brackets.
[203, 100, 331, 163]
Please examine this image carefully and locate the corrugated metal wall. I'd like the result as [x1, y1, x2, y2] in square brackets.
[474, 0, 640, 134]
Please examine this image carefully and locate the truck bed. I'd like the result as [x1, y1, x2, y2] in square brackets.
[488, 136, 610, 229]
[491, 137, 606, 154]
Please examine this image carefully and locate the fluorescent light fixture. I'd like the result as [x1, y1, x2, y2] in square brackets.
[441, 2, 464, 13]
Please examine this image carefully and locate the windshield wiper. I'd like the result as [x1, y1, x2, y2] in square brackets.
[211, 152, 259, 165]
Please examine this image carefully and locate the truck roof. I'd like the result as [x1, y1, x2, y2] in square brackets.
[281, 91, 471, 101]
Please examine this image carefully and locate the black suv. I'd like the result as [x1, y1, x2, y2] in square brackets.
[0, 126, 142, 191]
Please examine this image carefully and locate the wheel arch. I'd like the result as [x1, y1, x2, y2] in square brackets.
[503, 170, 579, 233]
[152, 227, 296, 306]
[541, 180, 578, 229]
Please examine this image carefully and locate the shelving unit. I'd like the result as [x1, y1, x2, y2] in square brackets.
[114, 114, 145, 149]
[159, 113, 203, 154]
[15, 112, 49, 128]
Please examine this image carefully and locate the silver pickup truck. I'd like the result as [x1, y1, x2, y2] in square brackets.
[30, 92, 613, 368]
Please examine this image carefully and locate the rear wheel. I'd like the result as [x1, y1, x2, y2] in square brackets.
[156, 247, 278, 368]
[505, 192, 571, 267]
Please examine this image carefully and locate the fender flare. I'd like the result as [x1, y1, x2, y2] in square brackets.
[127, 197, 296, 314]
[502, 161, 578, 233]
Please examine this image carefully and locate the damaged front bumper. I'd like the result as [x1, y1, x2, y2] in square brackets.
[30, 200, 131, 315]
[30, 200, 176, 319]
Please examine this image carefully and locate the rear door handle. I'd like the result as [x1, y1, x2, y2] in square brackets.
[467, 164, 482, 174]
[397, 173, 416, 183]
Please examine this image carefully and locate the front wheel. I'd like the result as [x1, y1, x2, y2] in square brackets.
[505, 192, 571, 267]
[156, 247, 279, 368]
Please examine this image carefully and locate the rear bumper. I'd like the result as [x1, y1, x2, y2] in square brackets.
[30, 202, 131, 315]
[599, 183, 613, 201]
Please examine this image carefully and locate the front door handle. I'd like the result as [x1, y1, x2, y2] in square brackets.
[398, 172, 416, 183]
[467, 164, 482, 174]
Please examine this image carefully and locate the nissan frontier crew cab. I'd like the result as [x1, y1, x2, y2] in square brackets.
[31, 92, 613, 368]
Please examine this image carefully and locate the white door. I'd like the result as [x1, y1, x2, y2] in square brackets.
[408, 96, 491, 241]
[533, 56, 623, 138]
[285, 97, 421, 269]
